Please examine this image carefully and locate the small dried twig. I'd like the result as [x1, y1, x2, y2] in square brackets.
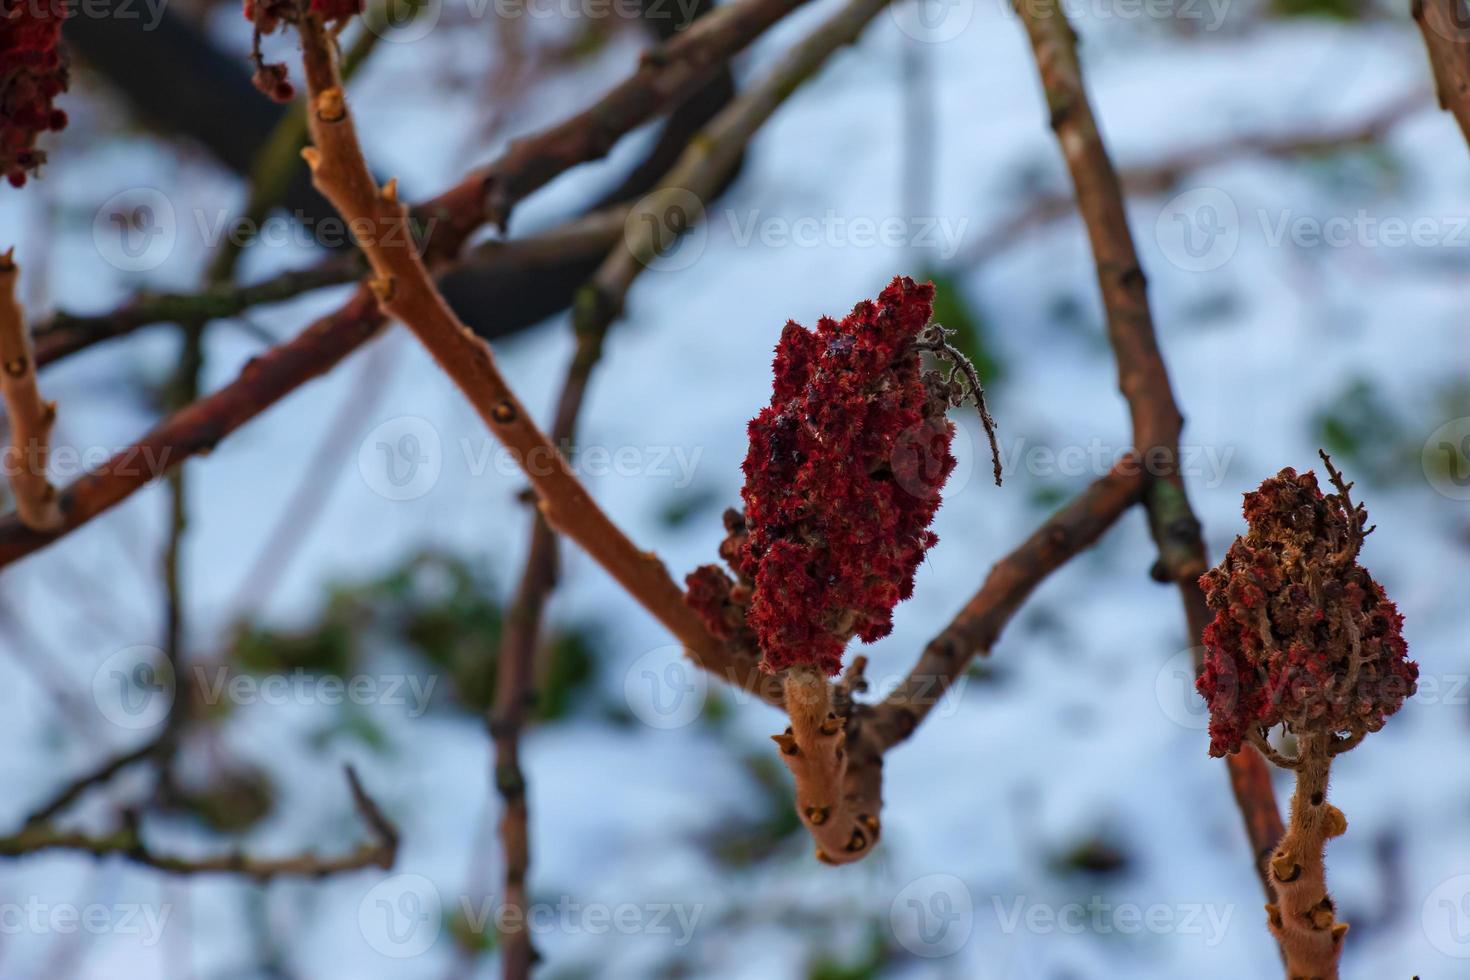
[0, 251, 62, 530]
[960, 90, 1424, 266]
[20, 733, 169, 829]
[913, 322, 1003, 487]
[0, 766, 397, 879]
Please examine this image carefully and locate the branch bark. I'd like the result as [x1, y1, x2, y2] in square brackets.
[0, 251, 62, 530]
[1414, 0, 1470, 148]
[1264, 735, 1348, 980]
[1012, 0, 1286, 908]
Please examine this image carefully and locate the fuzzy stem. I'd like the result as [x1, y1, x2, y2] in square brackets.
[1266, 735, 1348, 980]
[774, 665, 877, 864]
[0, 251, 61, 531]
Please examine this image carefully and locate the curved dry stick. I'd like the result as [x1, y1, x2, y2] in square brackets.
[0, 252, 62, 530]
[1012, 0, 1286, 909]
[0, 766, 397, 879]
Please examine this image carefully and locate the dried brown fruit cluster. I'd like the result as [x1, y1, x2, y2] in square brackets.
[1197, 457, 1417, 760]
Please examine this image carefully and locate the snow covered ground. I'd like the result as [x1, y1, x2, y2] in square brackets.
[1, 0, 1468, 977]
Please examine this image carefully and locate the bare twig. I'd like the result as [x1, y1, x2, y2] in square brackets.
[0, 251, 62, 530]
[833, 465, 1145, 863]
[1, 766, 397, 879]
[873, 460, 1145, 745]
[20, 733, 168, 829]
[913, 322, 1003, 486]
[1012, 0, 1286, 907]
[32, 259, 362, 368]
[476, 0, 812, 230]
[962, 90, 1424, 266]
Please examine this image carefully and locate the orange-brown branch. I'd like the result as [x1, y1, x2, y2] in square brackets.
[0, 251, 61, 531]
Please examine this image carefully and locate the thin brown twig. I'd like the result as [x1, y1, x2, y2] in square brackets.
[32, 258, 362, 368]
[1012, 0, 1286, 909]
[961, 89, 1425, 266]
[0, 766, 397, 879]
[872, 460, 1146, 746]
[20, 733, 169, 829]
[0, 250, 62, 530]
[834, 464, 1146, 862]
[475, 0, 813, 230]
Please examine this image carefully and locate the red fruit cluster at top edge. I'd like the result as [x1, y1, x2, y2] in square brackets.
[688, 277, 955, 676]
[1, 0, 69, 187]
[1196, 466, 1417, 758]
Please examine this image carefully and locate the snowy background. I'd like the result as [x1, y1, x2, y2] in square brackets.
[1, 0, 1468, 976]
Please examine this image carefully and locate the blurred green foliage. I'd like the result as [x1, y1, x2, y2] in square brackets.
[807, 929, 891, 980]
[227, 550, 596, 721]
